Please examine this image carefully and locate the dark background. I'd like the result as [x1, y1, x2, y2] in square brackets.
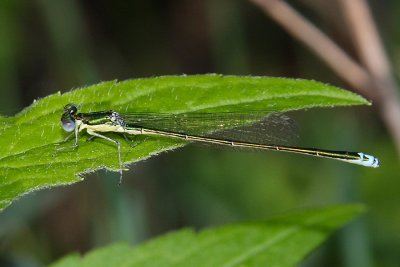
[0, 1, 398, 266]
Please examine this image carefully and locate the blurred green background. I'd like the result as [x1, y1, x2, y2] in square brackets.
[0, 0, 398, 266]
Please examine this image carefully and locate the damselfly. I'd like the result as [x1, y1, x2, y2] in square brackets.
[61, 104, 379, 183]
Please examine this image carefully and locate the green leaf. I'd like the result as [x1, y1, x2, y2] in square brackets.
[49, 204, 365, 267]
[0, 75, 369, 210]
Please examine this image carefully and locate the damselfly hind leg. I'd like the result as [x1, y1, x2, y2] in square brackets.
[86, 135, 96, 142]
[123, 134, 148, 148]
[86, 129, 124, 185]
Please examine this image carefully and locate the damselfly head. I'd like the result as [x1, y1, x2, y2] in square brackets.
[61, 103, 78, 132]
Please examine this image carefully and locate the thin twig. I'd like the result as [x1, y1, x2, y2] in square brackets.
[249, 0, 372, 98]
[340, 0, 390, 77]
[340, 0, 400, 151]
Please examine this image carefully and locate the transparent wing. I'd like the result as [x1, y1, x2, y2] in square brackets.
[121, 111, 298, 145]
[210, 115, 298, 145]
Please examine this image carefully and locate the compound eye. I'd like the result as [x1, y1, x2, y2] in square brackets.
[61, 118, 76, 132]
[63, 103, 77, 114]
[69, 104, 77, 115]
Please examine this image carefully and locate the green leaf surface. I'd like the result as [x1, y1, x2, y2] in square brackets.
[49, 204, 365, 267]
[0, 75, 369, 210]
